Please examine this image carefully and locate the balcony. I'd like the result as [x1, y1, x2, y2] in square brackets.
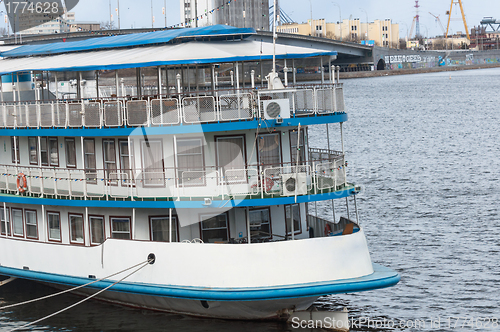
[0, 151, 347, 202]
[0, 84, 345, 129]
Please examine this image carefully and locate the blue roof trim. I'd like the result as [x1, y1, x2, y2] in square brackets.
[0, 51, 338, 75]
[0, 263, 400, 301]
[0, 187, 355, 208]
[1, 25, 256, 58]
[0, 113, 347, 137]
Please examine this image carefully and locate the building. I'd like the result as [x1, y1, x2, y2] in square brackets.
[70, 22, 102, 32]
[180, 0, 269, 30]
[19, 12, 75, 35]
[276, 19, 399, 48]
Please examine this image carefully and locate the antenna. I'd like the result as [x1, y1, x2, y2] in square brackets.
[414, 1, 420, 37]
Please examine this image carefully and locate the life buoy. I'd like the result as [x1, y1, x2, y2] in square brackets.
[250, 177, 275, 193]
[17, 173, 27, 193]
[324, 223, 332, 236]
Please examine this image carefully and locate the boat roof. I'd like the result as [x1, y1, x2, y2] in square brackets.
[0, 27, 337, 74]
[1, 25, 256, 58]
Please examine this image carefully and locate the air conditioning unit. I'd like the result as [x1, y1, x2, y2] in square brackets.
[281, 173, 308, 196]
[262, 99, 290, 120]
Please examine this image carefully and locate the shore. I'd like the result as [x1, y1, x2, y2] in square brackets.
[295, 63, 500, 81]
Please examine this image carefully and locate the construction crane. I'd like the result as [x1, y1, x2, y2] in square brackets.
[445, 0, 470, 40]
[429, 12, 446, 36]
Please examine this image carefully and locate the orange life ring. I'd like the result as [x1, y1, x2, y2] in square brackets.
[17, 173, 27, 193]
[324, 223, 332, 236]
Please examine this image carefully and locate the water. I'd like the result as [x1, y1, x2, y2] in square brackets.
[2, 68, 500, 331]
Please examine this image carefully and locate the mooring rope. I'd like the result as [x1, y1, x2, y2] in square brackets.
[8, 259, 152, 332]
[0, 259, 150, 311]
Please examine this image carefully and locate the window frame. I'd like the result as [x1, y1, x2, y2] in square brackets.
[68, 213, 85, 245]
[249, 207, 273, 240]
[28, 136, 38, 165]
[11, 137, 20, 163]
[118, 139, 135, 187]
[65, 137, 77, 168]
[140, 139, 165, 188]
[215, 135, 247, 184]
[256, 132, 283, 169]
[174, 137, 205, 187]
[25, 209, 38, 240]
[149, 215, 179, 242]
[109, 216, 132, 240]
[284, 204, 302, 236]
[289, 129, 306, 165]
[102, 139, 118, 186]
[48, 137, 59, 167]
[89, 214, 106, 246]
[47, 211, 62, 242]
[0, 207, 11, 236]
[199, 212, 230, 243]
[11, 208, 24, 238]
[40, 137, 48, 166]
[83, 138, 97, 184]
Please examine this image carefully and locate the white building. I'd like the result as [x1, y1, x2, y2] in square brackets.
[20, 12, 75, 35]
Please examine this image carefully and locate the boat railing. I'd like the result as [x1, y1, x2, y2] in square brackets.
[307, 215, 357, 238]
[0, 84, 344, 129]
[0, 158, 348, 200]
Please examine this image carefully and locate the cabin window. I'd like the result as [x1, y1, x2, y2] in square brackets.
[176, 138, 204, 186]
[289, 129, 306, 165]
[83, 139, 96, 184]
[12, 208, 23, 237]
[40, 137, 48, 166]
[11, 137, 20, 163]
[257, 133, 281, 168]
[249, 208, 272, 239]
[25, 210, 38, 239]
[119, 140, 134, 185]
[89, 215, 105, 245]
[110, 217, 131, 239]
[150, 216, 178, 242]
[216, 136, 246, 183]
[69, 214, 84, 245]
[29, 137, 38, 165]
[65, 138, 76, 168]
[47, 211, 61, 241]
[49, 137, 59, 166]
[141, 140, 164, 186]
[200, 213, 229, 243]
[103, 139, 117, 185]
[285, 204, 302, 235]
[0, 207, 10, 236]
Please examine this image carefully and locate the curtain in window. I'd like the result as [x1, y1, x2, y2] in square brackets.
[141, 140, 164, 186]
[84, 139, 96, 183]
[12, 209, 23, 236]
[25, 211, 37, 238]
[103, 140, 117, 184]
[29, 137, 38, 164]
[111, 218, 131, 239]
[65, 138, 76, 167]
[258, 133, 280, 168]
[290, 130, 306, 165]
[151, 217, 177, 242]
[48, 213, 60, 240]
[69, 215, 84, 243]
[90, 217, 104, 244]
[201, 214, 228, 243]
[49, 138, 58, 166]
[176, 138, 204, 186]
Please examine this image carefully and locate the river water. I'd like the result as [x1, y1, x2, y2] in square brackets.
[1, 68, 499, 331]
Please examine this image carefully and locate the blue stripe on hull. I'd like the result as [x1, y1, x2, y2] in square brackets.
[0, 264, 399, 301]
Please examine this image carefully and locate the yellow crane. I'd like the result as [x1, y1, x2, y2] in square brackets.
[445, 0, 470, 40]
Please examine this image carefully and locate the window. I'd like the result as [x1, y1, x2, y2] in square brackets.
[0, 207, 10, 236]
[176, 138, 204, 186]
[12, 208, 24, 237]
[83, 138, 96, 184]
[249, 208, 272, 239]
[49, 137, 59, 166]
[216, 136, 246, 183]
[285, 204, 302, 235]
[103, 139, 117, 185]
[25, 210, 38, 239]
[141, 140, 164, 186]
[150, 216, 178, 242]
[69, 214, 84, 244]
[65, 138, 76, 168]
[110, 217, 131, 239]
[200, 213, 229, 243]
[257, 133, 281, 168]
[11, 137, 20, 163]
[47, 211, 61, 241]
[89, 215, 105, 245]
[40, 137, 48, 166]
[290, 129, 306, 165]
[29, 137, 38, 165]
[119, 140, 134, 185]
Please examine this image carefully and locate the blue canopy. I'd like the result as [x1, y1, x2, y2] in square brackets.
[2, 25, 256, 58]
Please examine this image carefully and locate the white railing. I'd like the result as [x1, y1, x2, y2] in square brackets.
[0, 85, 345, 129]
[0, 160, 347, 201]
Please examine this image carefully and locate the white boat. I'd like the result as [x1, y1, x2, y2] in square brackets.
[0, 25, 399, 321]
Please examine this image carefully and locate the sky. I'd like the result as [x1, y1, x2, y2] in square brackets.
[3, 0, 500, 38]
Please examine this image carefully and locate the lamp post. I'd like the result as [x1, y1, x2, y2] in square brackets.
[332, 2, 342, 41]
[359, 8, 368, 41]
